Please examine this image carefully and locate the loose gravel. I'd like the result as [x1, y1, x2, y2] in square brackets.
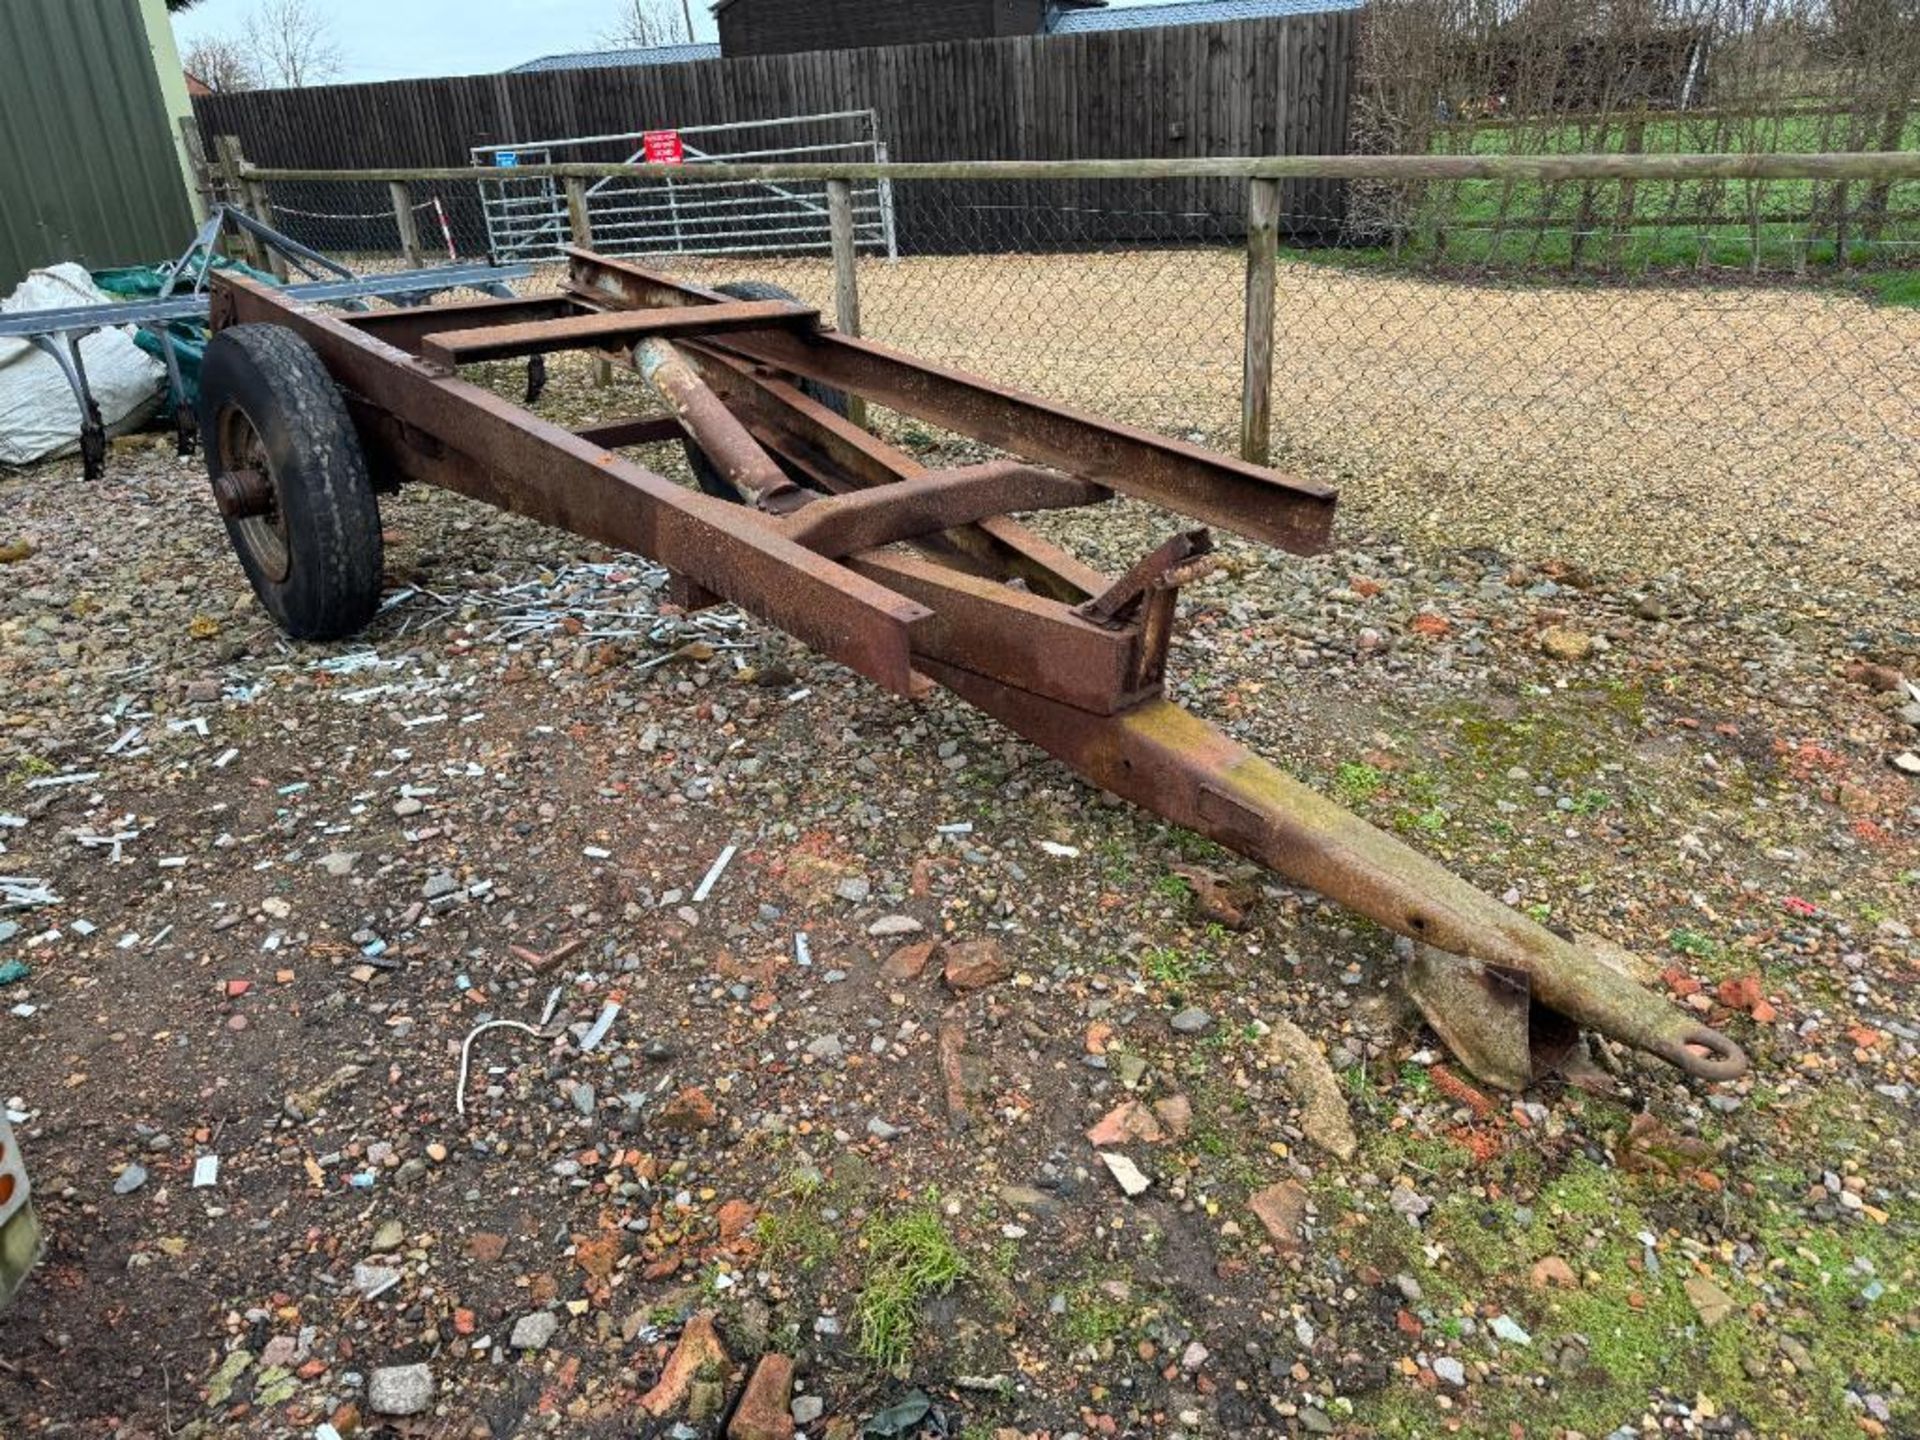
[0, 323, 1914, 1440]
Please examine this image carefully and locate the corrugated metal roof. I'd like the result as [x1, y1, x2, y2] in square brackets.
[510, 41, 721, 74]
[1047, 0, 1362, 32]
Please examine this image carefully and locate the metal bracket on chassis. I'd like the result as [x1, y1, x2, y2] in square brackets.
[200, 252, 1748, 1091]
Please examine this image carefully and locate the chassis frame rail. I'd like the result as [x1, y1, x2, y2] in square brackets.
[202, 252, 1747, 1089]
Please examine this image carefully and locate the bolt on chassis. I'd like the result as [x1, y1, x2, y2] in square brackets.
[196, 248, 1746, 1092]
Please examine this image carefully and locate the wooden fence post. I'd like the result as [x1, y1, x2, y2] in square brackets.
[390, 182, 424, 268]
[826, 177, 868, 428]
[565, 178, 593, 249]
[1239, 177, 1280, 467]
[1607, 114, 1647, 270]
[244, 177, 291, 282]
[214, 135, 267, 272]
[566, 179, 611, 388]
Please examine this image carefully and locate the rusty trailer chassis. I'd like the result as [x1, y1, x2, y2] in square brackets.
[203, 251, 1746, 1090]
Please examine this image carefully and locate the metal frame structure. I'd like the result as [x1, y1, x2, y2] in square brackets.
[203, 247, 1748, 1089]
[0, 205, 528, 478]
[473, 111, 898, 263]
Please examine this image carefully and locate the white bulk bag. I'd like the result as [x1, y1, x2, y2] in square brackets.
[0, 263, 166, 467]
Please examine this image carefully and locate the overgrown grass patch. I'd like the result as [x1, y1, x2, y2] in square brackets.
[856, 1195, 966, 1368]
[1352, 1147, 1920, 1437]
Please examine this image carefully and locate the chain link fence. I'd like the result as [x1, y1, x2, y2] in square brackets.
[248, 163, 1920, 599]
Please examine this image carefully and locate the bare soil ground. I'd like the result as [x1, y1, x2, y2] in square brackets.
[0, 322, 1914, 1440]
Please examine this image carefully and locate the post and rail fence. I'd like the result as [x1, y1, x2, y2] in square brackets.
[229, 145, 1920, 468]
[210, 143, 1920, 607]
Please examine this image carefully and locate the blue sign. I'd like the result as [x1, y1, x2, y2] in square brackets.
[496, 152, 519, 167]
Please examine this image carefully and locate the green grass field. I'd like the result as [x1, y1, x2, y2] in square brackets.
[1292, 108, 1920, 302]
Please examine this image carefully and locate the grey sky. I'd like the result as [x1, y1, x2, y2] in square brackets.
[171, 1, 1167, 84]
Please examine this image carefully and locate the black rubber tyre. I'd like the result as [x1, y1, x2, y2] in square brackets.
[199, 324, 384, 642]
[683, 279, 851, 503]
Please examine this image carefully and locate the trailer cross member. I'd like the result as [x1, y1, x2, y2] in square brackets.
[200, 255, 1747, 1091]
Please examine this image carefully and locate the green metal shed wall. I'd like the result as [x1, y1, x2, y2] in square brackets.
[0, 0, 195, 290]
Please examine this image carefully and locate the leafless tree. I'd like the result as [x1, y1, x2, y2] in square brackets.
[183, 34, 258, 93]
[244, 0, 343, 88]
[602, 0, 692, 48]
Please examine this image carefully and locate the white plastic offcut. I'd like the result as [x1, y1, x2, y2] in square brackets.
[0, 263, 165, 467]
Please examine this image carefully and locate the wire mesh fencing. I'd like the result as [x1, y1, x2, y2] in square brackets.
[249, 164, 1920, 598]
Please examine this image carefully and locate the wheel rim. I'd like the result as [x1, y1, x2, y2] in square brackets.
[215, 403, 291, 583]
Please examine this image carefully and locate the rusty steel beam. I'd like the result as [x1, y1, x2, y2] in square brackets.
[572, 415, 683, 448]
[922, 662, 1748, 1082]
[781, 462, 1107, 557]
[214, 275, 933, 700]
[566, 250, 1337, 556]
[671, 345, 1107, 603]
[344, 294, 574, 352]
[419, 300, 818, 370]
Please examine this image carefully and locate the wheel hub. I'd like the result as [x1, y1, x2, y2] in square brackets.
[214, 403, 290, 583]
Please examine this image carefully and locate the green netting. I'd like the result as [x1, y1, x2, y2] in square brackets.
[90, 257, 278, 414]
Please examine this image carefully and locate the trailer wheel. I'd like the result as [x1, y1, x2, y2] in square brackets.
[683, 280, 851, 503]
[200, 324, 384, 642]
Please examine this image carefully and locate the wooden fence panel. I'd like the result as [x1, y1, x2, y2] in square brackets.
[194, 14, 1359, 256]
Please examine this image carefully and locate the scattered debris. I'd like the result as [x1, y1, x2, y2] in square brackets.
[1537, 625, 1594, 661]
[1684, 1274, 1738, 1328]
[730, 1353, 797, 1440]
[454, 1001, 557, 1117]
[1247, 1180, 1309, 1252]
[367, 1363, 435, 1416]
[941, 937, 1009, 994]
[1085, 1100, 1164, 1148]
[639, 1312, 730, 1417]
[510, 1310, 560, 1350]
[1100, 1151, 1152, 1197]
[693, 843, 740, 902]
[861, 1390, 933, 1438]
[1260, 1017, 1358, 1160]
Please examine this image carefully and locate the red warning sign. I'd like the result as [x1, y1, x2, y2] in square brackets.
[642, 130, 685, 165]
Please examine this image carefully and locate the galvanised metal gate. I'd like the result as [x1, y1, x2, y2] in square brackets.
[472, 110, 898, 264]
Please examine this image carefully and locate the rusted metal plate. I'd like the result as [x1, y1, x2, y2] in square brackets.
[566, 249, 1338, 556]
[572, 415, 682, 448]
[1407, 945, 1581, 1091]
[849, 551, 1142, 716]
[214, 275, 932, 699]
[419, 300, 817, 370]
[1078, 528, 1212, 625]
